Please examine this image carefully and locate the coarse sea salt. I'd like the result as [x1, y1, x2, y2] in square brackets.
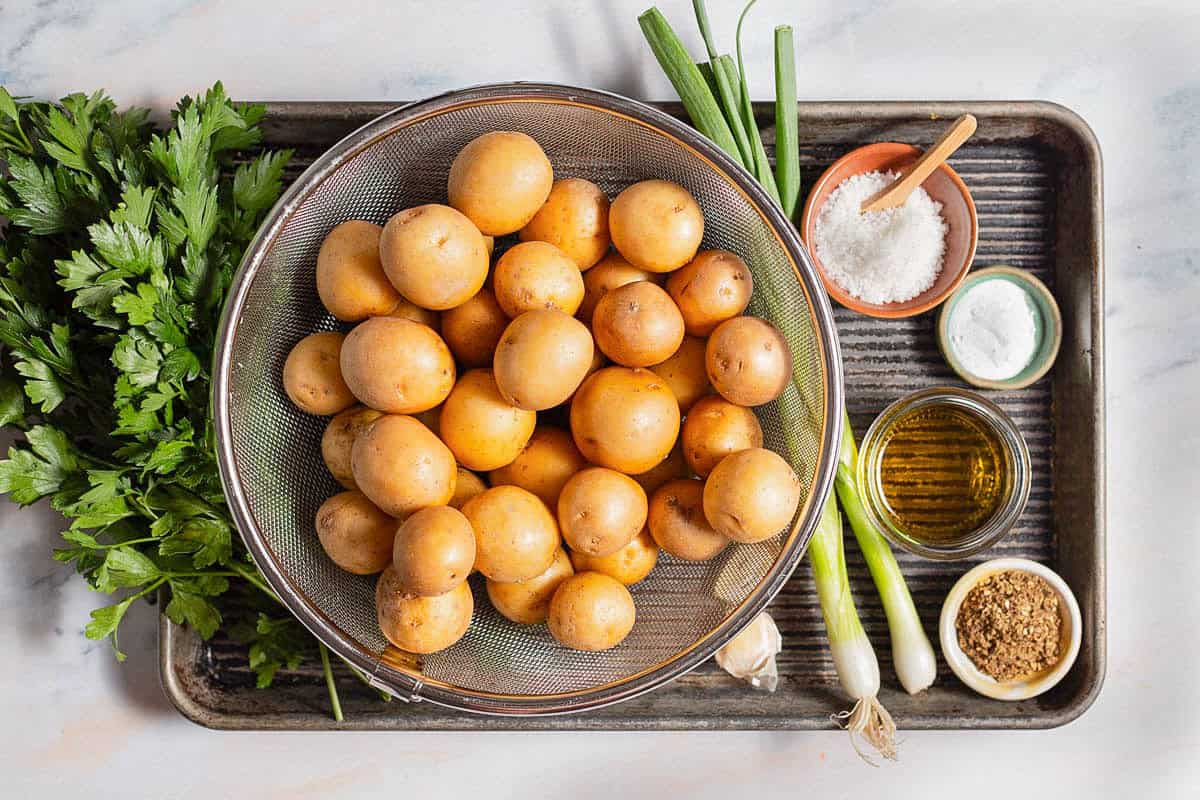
[813, 170, 948, 304]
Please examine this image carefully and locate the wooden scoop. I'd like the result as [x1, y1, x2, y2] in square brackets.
[860, 114, 977, 213]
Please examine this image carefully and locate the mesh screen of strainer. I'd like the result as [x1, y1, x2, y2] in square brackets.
[215, 84, 841, 715]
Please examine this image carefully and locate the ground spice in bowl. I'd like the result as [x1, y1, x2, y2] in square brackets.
[954, 569, 1062, 682]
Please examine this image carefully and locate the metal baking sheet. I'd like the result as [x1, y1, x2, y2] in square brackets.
[161, 99, 1104, 730]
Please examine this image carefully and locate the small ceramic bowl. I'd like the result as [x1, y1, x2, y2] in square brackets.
[939, 557, 1082, 701]
[800, 142, 978, 318]
[937, 266, 1063, 390]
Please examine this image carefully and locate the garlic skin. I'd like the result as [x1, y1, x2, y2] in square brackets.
[715, 612, 782, 692]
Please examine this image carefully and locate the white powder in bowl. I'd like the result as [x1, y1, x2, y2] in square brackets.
[813, 170, 948, 304]
[947, 278, 1039, 381]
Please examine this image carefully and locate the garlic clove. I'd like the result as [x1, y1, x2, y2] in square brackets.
[715, 611, 782, 692]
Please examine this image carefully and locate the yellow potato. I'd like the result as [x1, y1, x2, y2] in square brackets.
[577, 251, 658, 324]
[649, 335, 711, 413]
[449, 467, 488, 510]
[570, 527, 658, 586]
[441, 288, 508, 368]
[631, 440, 690, 496]
[340, 317, 455, 414]
[385, 296, 441, 332]
[702, 448, 801, 543]
[461, 485, 560, 582]
[519, 178, 610, 270]
[609, 179, 703, 272]
[439, 369, 536, 471]
[592, 281, 685, 368]
[665, 249, 754, 336]
[448, 131, 554, 236]
[548, 572, 636, 651]
[379, 203, 489, 310]
[392, 506, 476, 596]
[321, 405, 383, 490]
[376, 567, 473, 654]
[681, 395, 764, 476]
[488, 426, 586, 508]
[351, 415, 456, 517]
[315, 220, 399, 321]
[706, 316, 792, 407]
[315, 491, 398, 575]
[282, 331, 356, 416]
[570, 366, 680, 474]
[493, 310, 594, 410]
[486, 548, 574, 625]
[557, 467, 648, 557]
[647, 478, 729, 561]
[492, 241, 584, 317]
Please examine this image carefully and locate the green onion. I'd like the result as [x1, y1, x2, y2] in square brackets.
[731, 2, 781, 204]
[773, 25, 801, 217]
[692, 0, 757, 169]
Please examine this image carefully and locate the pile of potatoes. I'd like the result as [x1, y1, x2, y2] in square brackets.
[282, 130, 802, 656]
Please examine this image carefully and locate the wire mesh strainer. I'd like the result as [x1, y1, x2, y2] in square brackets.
[214, 84, 842, 716]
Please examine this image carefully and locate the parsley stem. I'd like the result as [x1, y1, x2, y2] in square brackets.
[318, 642, 344, 722]
[338, 653, 393, 702]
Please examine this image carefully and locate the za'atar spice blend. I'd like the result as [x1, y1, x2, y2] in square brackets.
[955, 569, 1063, 681]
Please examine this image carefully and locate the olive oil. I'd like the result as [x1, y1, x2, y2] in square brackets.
[877, 403, 1007, 542]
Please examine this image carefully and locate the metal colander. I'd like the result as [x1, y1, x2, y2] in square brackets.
[214, 83, 842, 716]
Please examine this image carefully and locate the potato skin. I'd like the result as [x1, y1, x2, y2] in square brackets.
[702, 448, 802, 543]
[519, 178, 610, 270]
[351, 415, 457, 517]
[705, 316, 792, 407]
[570, 527, 658, 586]
[492, 310, 594, 411]
[486, 547, 574, 625]
[488, 426, 586, 508]
[283, 332, 356, 415]
[548, 572, 636, 651]
[315, 491, 397, 575]
[609, 179, 704, 272]
[449, 468, 488, 510]
[340, 317, 455, 414]
[379, 203, 489, 310]
[631, 441, 690, 496]
[569, 366, 680, 474]
[648, 479, 729, 561]
[492, 241, 585, 317]
[557, 467, 648, 557]
[577, 251, 658, 324]
[441, 288, 508, 368]
[665, 249, 754, 336]
[392, 506, 476, 596]
[592, 281, 685, 368]
[681, 395, 764, 477]
[649, 335, 711, 413]
[461, 485, 560, 582]
[376, 567, 473, 654]
[448, 131, 554, 236]
[385, 296, 441, 332]
[316, 220, 400, 321]
[321, 405, 383, 490]
[439, 369, 537, 471]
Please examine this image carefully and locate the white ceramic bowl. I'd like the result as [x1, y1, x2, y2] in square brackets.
[939, 557, 1082, 700]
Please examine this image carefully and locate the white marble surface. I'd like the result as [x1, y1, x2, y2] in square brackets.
[2, 0, 1198, 797]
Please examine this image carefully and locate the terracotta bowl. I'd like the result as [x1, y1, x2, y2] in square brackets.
[800, 142, 978, 318]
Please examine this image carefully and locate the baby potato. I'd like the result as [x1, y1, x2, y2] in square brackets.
[439, 369, 536, 471]
[486, 547, 574, 625]
[283, 332, 356, 415]
[315, 490, 398, 575]
[351, 414, 456, 517]
[392, 506, 476, 596]
[449, 467, 488, 510]
[648, 478, 730, 561]
[340, 317, 455, 414]
[665, 249, 754, 336]
[592, 281, 685, 368]
[488, 426, 586, 508]
[519, 178, 610, 270]
[681, 395, 764, 477]
[441, 288, 508, 368]
[462, 485, 560, 582]
[448, 131, 554, 235]
[376, 566, 473, 654]
[570, 366, 680, 474]
[321, 405, 384, 490]
[702, 448, 802, 543]
[706, 316, 792, 407]
[548, 572, 636, 651]
[609, 179, 704, 272]
[557, 467, 648, 557]
[570, 527, 658, 586]
[650, 335, 711, 413]
[494, 310, 594, 410]
[379, 203, 489, 310]
[385, 296, 441, 332]
[577, 251, 658, 324]
[631, 440, 690, 496]
[492, 241, 585, 317]
[315, 220, 400, 321]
